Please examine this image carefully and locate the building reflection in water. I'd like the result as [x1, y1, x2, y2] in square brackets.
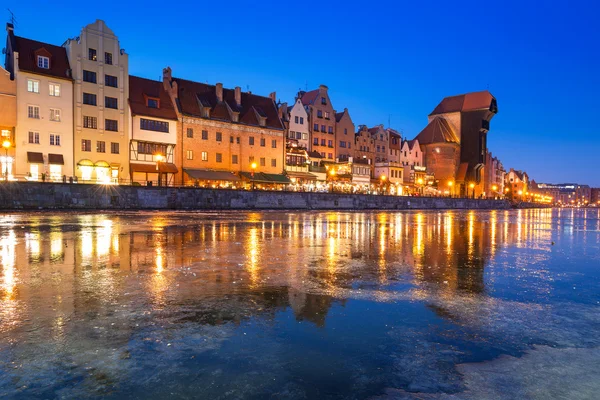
[0, 208, 576, 338]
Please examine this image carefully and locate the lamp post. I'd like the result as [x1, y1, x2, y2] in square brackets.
[469, 182, 475, 199]
[417, 177, 424, 196]
[492, 184, 498, 199]
[154, 154, 164, 186]
[380, 175, 387, 195]
[329, 168, 336, 193]
[2, 140, 10, 182]
[447, 180, 454, 198]
[251, 162, 257, 190]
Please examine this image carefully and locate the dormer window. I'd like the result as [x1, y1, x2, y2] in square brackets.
[258, 116, 267, 127]
[321, 97, 327, 105]
[37, 56, 49, 69]
[147, 97, 160, 109]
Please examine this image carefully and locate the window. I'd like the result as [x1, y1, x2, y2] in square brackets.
[344, 128, 348, 135]
[50, 134, 61, 146]
[216, 153, 222, 163]
[232, 155, 238, 164]
[328, 126, 333, 134]
[302, 133, 308, 140]
[105, 96, 118, 109]
[348, 142, 351, 149]
[260, 157, 266, 167]
[236, 137, 240, 144]
[321, 139, 326, 146]
[111, 142, 119, 154]
[249, 156, 255, 164]
[186, 150, 193, 160]
[27, 79, 39, 93]
[49, 83, 60, 96]
[377, 146, 380, 152]
[339, 141, 346, 148]
[28, 106, 40, 119]
[321, 125, 326, 133]
[296, 132, 302, 139]
[260, 137, 266, 147]
[288, 131, 295, 139]
[272, 139, 277, 148]
[83, 93, 97, 106]
[320, 152, 325, 157]
[105, 75, 118, 88]
[313, 138, 318, 146]
[317, 110, 323, 118]
[328, 140, 333, 147]
[147, 98, 159, 108]
[187, 128, 193, 138]
[216, 132, 222, 142]
[229, 135, 235, 143]
[82, 139, 91, 152]
[202, 130, 208, 140]
[271, 159, 277, 167]
[324, 111, 330, 119]
[201, 151, 208, 161]
[104, 52, 113, 65]
[49, 108, 61, 122]
[300, 117, 304, 124]
[105, 119, 118, 132]
[314, 123, 319, 131]
[140, 118, 168, 132]
[89, 48, 97, 61]
[249, 137, 255, 145]
[37, 56, 49, 69]
[28, 131, 40, 144]
[137, 143, 167, 155]
[295, 116, 299, 123]
[97, 141, 106, 153]
[83, 70, 97, 83]
[321, 97, 327, 105]
[83, 116, 97, 129]
[328, 153, 333, 159]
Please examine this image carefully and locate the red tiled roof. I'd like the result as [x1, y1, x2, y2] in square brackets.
[129, 76, 177, 120]
[430, 90, 495, 115]
[14, 36, 71, 80]
[173, 77, 283, 130]
[415, 117, 459, 145]
[335, 111, 344, 122]
[300, 89, 320, 106]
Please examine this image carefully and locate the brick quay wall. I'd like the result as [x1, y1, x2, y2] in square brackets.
[0, 181, 526, 211]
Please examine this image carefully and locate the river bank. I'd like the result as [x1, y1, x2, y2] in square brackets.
[0, 181, 526, 210]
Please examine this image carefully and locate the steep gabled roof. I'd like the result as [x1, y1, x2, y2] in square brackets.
[129, 76, 177, 120]
[13, 36, 71, 80]
[430, 90, 496, 116]
[300, 89, 320, 106]
[415, 117, 459, 145]
[335, 111, 344, 122]
[173, 77, 283, 130]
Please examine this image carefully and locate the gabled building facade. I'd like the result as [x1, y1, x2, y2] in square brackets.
[388, 129, 402, 163]
[354, 125, 375, 170]
[368, 125, 389, 164]
[286, 98, 309, 150]
[334, 108, 354, 162]
[301, 85, 335, 160]
[64, 20, 130, 183]
[400, 139, 425, 186]
[128, 75, 179, 186]
[0, 64, 16, 180]
[162, 67, 285, 186]
[5, 23, 74, 181]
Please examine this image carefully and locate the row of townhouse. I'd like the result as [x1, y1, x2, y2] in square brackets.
[1, 20, 285, 186]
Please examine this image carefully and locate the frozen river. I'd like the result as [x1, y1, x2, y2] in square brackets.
[0, 209, 599, 399]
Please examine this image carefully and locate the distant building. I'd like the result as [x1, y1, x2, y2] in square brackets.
[536, 182, 592, 206]
[0, 62, 16, 180]
[354, 125, 374, 172]
[388, 129, 402, 164]
[283, 98, 309, 150]
[484, 152, 505, 198]
[368, 125, 389, 164]
[399, 138, 424, 187]
[5, 23, 74, 181]
[591, 188, 599, 205]
[416, 91, 497, 197]
[334, 108, 354, 162]
[505, 169, 529, 201]
[301, 85, 336, 160]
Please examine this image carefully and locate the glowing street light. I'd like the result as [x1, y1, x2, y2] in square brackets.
[250, 162, 257, 190]
[380, 175, 387, 195]
[154, 153, 164, 186]
[469, 182, 475, 199]
[2, 140, 10, 181]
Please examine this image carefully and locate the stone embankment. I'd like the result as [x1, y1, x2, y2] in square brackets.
[0, 182, 517, 210]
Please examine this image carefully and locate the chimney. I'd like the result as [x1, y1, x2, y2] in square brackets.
[216, 83, 223, 102]
[6, 23, 14, 33]
[278, 102, 288, 119]
[319, 84, 328, 91]
[234, 86, 241, 106]
[162, 67, 172, 91]
[269, 92, 276, 102]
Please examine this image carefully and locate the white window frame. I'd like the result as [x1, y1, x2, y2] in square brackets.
[37, 56, 49, 69]
[186, 150, 193, 160]
[27, 79, 40, 93]
[50, 134, 61, 146]
[28, 105, 40, 119]
[201, 151, 208, 161]
[49, 82, 60, 97]
[28, 131, 40, 144]
[50, 108, 61, 122]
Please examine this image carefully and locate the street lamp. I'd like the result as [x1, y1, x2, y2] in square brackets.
[447, 180, 454, 197]
[380, 175, 387, 195]
[329, 168, 336, 193]
[492, 184, 498, 199]
[2, 140, 10, 181]
[469, 182, 475, 199]
[417, 177, 424, 196]
[154, 154, 164, 186]
[251, 162, 257, 190]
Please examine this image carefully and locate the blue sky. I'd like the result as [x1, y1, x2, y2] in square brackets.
[6, 0, 600, 186]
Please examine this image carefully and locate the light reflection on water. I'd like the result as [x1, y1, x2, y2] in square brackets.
[0, 209, 599, 399]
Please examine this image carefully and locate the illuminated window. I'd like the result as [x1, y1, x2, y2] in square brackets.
[49, 83, 60, 96]
[37, 56, 49, 69]
[27, 79, 39, 93]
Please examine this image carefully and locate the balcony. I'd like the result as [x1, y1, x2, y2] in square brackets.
[309, 165, 327, 173]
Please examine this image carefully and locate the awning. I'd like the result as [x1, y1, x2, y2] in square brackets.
[77, 159, 94, 167]
[110, 163, 120, 169]
[48, 154, 64, 165]
[456, 162, 469, 182]
[95, 161, 110, 168]
[286, 171, 317, 180]
[239, 172, 291, 184]
[131, 162, 179, 174]
[27, 152, 44, 164]
[184, 168, 240, 181]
